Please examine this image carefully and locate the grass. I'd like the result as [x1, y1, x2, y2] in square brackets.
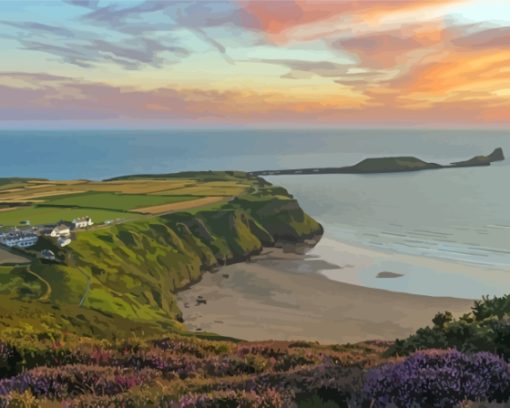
[45, 192, 197, 212]
[0, 206, 137, 226]
[155, 183, 249, 197]
[0, 265, 15, 283]
[0, 172, 323, 342]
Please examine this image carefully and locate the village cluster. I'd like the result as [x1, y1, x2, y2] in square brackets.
[0, 216, 93, 255]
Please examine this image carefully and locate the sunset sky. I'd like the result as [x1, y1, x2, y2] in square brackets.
[1, 0, 509, 127]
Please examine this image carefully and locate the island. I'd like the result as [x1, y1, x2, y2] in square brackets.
[250, 147, 505, 176]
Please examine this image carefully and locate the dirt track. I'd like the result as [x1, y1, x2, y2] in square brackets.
[135, 196, 226, 214]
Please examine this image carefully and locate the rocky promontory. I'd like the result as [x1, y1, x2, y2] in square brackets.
[250, 148, 505, 176]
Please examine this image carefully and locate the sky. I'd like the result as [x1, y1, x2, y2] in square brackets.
[0, 0, 509, 128]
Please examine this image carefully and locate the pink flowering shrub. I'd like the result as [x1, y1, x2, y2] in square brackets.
[363, 349, 510, 407]
[0, 365, 158, 399]
[172, 389, 289, 408]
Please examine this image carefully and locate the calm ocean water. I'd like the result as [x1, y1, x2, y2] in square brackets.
[1, 129, 509, 298]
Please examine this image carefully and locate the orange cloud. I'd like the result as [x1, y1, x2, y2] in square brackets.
[1, 70, 508, 126]
[403, 52, 510, 95]
[332, 21, 454, 69]
[240, 0, 462, 42]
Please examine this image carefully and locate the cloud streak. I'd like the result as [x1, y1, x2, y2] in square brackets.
[1, 71, 508, 125]
[3, 17, 189, 69]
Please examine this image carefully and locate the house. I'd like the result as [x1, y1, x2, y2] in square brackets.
[0, 231, 38, 248]
[57, 236, 71, 247]
[40, 249, 56, 261]
[72, 216, 93, 229]
[50, 224, 71, 237]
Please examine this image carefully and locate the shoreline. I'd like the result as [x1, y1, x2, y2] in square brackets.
[311, 237, 509, 299]
[177, 244, 473, 344]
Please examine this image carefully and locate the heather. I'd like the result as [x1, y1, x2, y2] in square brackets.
[1, 335, 510, 407]
[363, 349, 510, 407]
[0, 336, 385, 407]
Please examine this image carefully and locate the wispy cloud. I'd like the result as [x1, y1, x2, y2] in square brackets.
[63, 0, 100, 9]
[1, 21, 75, 37]
[2, 17, 188, 69]
[82, 1, 252, 61]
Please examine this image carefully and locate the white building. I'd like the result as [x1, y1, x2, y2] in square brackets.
[50, 224, 71, 237]
[0, 231, 38, 248]
[57, 236, 71, 247]
[72, 216, 93, 229]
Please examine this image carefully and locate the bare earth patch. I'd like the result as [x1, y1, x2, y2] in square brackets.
[0, 247, 30, 265]
[135, 196, 226, 214]
[0, 207, 17, 212]
[0, 190, 85, 203]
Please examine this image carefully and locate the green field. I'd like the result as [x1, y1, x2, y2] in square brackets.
[0, 206, 137, 227]
[0, 265, 15, 283]
[45, 192, 197, 211]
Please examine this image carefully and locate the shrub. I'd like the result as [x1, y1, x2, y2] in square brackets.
[0, 344, 21, 379]
[363, 349, 510, 407]
[389, 295, 510, 359]
[0, 365, 158, 399]
[171, 389, 289, 408]
[0, 390, 39, 408]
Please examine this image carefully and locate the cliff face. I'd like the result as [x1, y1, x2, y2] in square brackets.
[24, 188, 322, 336]
[488, 147, 505, 162]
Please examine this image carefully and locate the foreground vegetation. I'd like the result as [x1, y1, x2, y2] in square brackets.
[1, 173, 510, 407]
[0, 322, 509, 407]
[0, 293, 509, 406]
[389, 294, 510, 359]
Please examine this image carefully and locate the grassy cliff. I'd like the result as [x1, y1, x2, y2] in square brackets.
[0, 173, 322, 340]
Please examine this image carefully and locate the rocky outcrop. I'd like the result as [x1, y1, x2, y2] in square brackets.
[451, 147, 505, 167]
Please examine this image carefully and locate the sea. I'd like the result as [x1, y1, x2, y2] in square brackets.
[1, 129, 509, 299]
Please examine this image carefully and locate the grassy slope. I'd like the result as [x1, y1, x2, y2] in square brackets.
[0, 206, 137, 226]
[44, 192, 197, 211]
[0, 173, 323, 341]
[349, 157, 441, 173]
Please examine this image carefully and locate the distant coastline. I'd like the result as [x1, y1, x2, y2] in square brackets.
[250, 147, 504, 176]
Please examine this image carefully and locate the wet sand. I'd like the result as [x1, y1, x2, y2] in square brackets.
[177, 246, 473, 344]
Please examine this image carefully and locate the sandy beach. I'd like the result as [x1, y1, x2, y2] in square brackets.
[177, 243, 474, 344]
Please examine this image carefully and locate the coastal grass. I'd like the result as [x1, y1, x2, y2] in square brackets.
[44, 192, 197, 212]
[0, 172, 323, 342]
[0, 206, 136, 226]
[0, 179, 197, 202]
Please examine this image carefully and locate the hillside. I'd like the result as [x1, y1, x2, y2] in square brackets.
[348, 156, 440, 173]
[0, 172, 322, 339]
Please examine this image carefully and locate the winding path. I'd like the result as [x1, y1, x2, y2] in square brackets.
[25, 266, 52, 302]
